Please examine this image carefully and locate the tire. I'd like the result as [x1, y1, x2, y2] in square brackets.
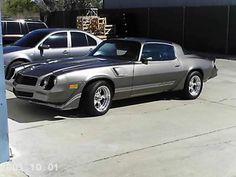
[6, 60, 28, 79]
[81, 81, 113, 116]
[182, 71, 203, 100]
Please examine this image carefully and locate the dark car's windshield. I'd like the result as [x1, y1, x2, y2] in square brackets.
[90, 40, 141, 61]
[14, 30, 51, 48]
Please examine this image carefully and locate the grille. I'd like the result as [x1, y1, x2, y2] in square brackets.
[15, 73, 38, 86]
[14, 90, 33, 98]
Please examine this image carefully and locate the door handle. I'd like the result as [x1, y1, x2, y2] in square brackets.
[175, 64, 180, 67]
[63, 50, 69, 55]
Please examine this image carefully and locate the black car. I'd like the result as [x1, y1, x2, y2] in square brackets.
[1, 19, 48, 45]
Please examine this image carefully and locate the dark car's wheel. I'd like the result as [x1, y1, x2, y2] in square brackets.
[182, 71, 203, 99]
[81, 81, 113, 116]
[6, 60, 28, 79]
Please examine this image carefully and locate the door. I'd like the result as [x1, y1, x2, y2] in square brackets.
[132, 43, 183, 96]
[69, 32, 95, 57]
[91, 40, 141, 100]
[35, 32, 69, 61]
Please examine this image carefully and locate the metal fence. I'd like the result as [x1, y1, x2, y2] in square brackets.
[100, 6, 236, 55]
[44, 6, 236, 55]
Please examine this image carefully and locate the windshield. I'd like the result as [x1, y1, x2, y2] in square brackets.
[90, 40, 141, 61]
[14, 30, 51, 48]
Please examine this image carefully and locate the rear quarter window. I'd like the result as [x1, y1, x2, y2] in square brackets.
[27, 22, 47, 32]
[87, 35, 97, 46]
[142, 43, 176, 61]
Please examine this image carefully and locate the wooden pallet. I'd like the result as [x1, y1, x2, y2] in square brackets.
[77, 16, 116, 38]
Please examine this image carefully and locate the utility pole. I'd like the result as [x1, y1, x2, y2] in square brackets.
[0, 10, 10, 163]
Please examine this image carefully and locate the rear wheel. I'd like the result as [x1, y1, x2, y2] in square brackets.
[182, 71, 203, 99]
[81, 81, 113, 116]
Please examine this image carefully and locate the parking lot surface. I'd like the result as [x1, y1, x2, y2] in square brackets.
[7, 59, 236, 177]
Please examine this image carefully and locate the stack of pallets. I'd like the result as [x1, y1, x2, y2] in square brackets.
[77, 15, 116, 40]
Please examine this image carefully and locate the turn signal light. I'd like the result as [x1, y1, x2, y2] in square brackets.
[68, 84, 78, 89]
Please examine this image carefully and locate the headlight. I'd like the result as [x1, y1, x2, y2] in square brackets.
[53, 77, 57, 85]
[43, 79, 48, 87]
[40, 75, 57, 90]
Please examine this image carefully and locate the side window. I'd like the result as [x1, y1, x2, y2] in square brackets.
[87, 35, 97, 46]
[142, 44, 176, 61]
[93, 41, 140, 61]
[94, 43, 116, 56]
[1, 22, 4, 34]
[27, 22, 47, 32]
[6, 22, 21, 34]
[71, 32, 88, 47]
[43, 32, 67, 48]
[20, 22, 27, 34]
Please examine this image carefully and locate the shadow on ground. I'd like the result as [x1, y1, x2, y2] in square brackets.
[7, 98, 86, 123]
[7, 92, 181, 123]
[112, 92, 181, 108]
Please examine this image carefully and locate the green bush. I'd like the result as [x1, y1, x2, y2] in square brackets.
[2, 0, 39, 17]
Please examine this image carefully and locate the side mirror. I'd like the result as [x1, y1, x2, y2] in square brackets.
[38, 44, 50, 50]
[141, 57, 152, 64]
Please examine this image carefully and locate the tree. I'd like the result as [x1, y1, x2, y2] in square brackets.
[2, 0, 39, 17]
[33, 0, 103, 12]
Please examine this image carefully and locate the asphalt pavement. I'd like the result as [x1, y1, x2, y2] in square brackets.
[5, 59, 236, 177]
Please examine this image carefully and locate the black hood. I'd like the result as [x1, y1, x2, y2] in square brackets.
[20, 57, 131, 77]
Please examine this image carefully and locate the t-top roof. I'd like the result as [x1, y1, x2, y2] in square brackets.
[108, 37, 173, 45]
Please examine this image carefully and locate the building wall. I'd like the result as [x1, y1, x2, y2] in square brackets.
[100, 6, 236, 55]
[104, 0, 236, 9]
[43, 1, 236, 55]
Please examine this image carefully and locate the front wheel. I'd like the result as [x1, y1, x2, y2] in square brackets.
[81, 81, 113, 116]
[6, 60, 28, 79]
[182, 71, 203, 99]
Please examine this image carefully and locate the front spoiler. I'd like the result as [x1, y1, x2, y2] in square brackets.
[14, 89, 82, 111]
[28, 93, 82, 111]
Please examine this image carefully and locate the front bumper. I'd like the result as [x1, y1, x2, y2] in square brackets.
[13, 84, 82, 111]
[6, 79, 14, 92]
[28, 93, 82, 111]
[5, 65, 28, 92]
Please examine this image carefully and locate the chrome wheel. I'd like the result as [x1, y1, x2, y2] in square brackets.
[188, 75, 202, 97]
[94, 86, 111, 113]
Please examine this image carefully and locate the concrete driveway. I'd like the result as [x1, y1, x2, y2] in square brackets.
[7, 59, 236, 177]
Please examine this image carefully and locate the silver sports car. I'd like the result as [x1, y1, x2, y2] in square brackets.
[8, 38, 217, 116]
